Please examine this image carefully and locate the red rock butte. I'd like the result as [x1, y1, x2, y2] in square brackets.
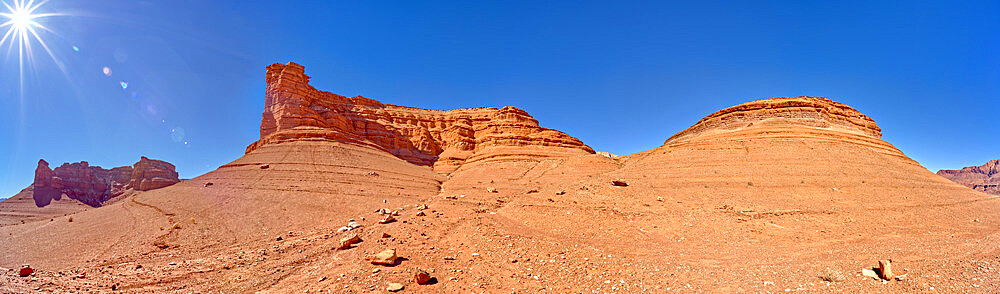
[31, 156, 179, 208]
[248, 62, 593, 174]
[1, 62, 998, 292]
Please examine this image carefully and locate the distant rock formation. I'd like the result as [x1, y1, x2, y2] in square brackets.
[247, 62, 594, 174]
[31, 157, 180, 207]
[937, 159, 1000, 195]
[127, 157, 181, 191]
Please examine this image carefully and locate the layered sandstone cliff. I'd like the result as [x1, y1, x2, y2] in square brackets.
[659, 96, 905, 158]
[31, 157, 180, 207]
[937, 159, 1000, 195]
[246, 62, 594, 174]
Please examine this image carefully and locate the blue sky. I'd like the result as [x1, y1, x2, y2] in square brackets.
[0, 0, 997, 197]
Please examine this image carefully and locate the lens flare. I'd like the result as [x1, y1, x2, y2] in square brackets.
[120, 81, 128, 89]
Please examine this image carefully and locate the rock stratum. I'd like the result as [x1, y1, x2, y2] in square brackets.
[31, 156, 179, 207]
[247, 62, 594, 174]
[937, 159, 1000, 195]
[1, 62, 998, 293]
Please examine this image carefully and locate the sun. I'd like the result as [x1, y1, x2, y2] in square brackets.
[7, 5, 35, 29]
[1, 0, 43, 31]
[0, 0, 65, 94]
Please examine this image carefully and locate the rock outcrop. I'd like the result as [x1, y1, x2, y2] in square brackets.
[126, 157, 181, 191]
[31, 157, 180, 207]
[247, 62, 594, 174]
[664, 96, 883, 145]
[937, 159, 1000, 195]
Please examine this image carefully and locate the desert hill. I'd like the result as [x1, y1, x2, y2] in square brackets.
[1, 62, 998, 293]
[938, 159, 1000, 195]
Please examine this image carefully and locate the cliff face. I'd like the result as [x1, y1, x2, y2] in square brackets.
[937, 159, 1000, 195]
[246, 62, 594, 174]
[31, 157, 180, 207]
[126, 157, 181, 191]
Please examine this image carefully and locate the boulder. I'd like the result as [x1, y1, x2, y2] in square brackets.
[387, 283, 404, 292]
[336, 233, 361, 250]
[370, 249, 398, 266]
[878, 260, 895, 280]
[414, 269, 433, 284]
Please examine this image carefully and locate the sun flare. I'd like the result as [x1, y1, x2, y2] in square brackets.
[0, 0, 65, 93]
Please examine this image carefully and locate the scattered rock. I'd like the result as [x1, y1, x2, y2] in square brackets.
[526, 189, 539, 194]
[444, 195, 458, 200]
[387, 283, 404, 292]
[368, 171, 380, 176]
[556, 191, 566, 195]
[414, 269, 433, 284]
[204, 182, 213, 187]
[379, 215, 396, 224]
[878, 260, 895, 280]
[18, 265, 33, 277]
[416, 204, 427, 210]
[612, 180, 628, 187]
[276, 236, 283, 241]
[370, 249, 398, 265]
[656, 196, 664, 202]
[260, 164, 270, 169]
[416, 211, 426, 216]
[337, 222, 362, 232]
[382, 233, 392, 238]
[443, 256, 455, 260]
[337, 233, 362, 250]
[861, 268, 879, 279]
[487, 187, 498, 193]
[376, 208, 393, 215]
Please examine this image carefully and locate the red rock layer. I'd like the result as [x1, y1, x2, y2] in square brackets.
[246, 62, 594, 174]
[126, 157, 181, 191]
[31, 157, 180, 207]
[937, 159, 1000, 195]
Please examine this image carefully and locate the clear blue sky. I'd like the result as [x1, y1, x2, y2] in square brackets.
[1, 0, 997, 198]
